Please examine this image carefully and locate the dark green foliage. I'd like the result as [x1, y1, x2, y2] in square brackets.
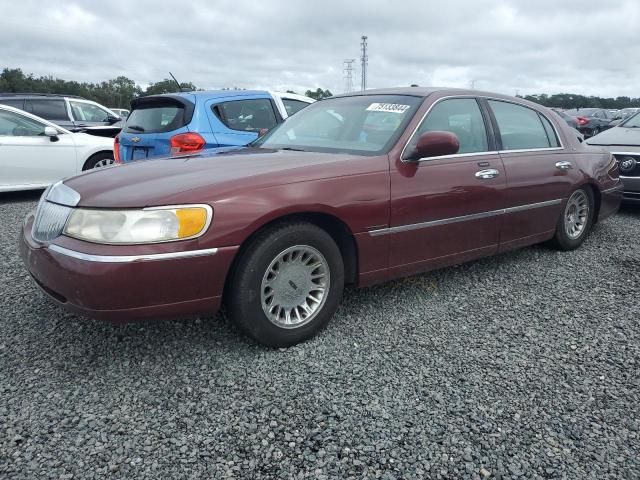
[520, 92, 640, 109]
[304, 88, 333, 100]
[0, 68, 197, 108]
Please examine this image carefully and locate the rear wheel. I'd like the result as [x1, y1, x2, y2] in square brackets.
[549, 187, 594, 250]
[83, 151, 115, 170]
[227, 222, 344, 347]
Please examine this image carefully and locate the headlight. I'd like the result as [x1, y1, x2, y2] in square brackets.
[64, 204, 212, 244]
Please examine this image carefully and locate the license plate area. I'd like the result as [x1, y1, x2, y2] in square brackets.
[132, 147, 150, 160]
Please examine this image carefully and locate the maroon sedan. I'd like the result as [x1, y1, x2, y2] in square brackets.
[21, 88, 623, 347]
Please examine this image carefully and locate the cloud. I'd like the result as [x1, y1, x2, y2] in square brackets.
[1, 0, 638, 97]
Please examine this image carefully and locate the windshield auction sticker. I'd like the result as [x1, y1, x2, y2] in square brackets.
[366, 103, 411, 113]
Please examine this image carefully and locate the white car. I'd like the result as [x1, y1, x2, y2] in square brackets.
[0, 104, 114, 192]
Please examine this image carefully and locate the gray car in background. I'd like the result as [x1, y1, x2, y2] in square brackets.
[587, 112, 640, 203]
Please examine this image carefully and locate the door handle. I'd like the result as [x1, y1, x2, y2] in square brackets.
[555, 161, 573, 170]
[475, 168, 500, 179]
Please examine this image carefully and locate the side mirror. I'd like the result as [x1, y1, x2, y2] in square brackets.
[106, 115, 121, 124]
[44, 126, 59, 142]
[410, 131, 460, 160]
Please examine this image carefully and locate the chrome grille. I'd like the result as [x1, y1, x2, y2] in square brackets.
[32, 201, 72, 242]
[613, 153, 640, 177]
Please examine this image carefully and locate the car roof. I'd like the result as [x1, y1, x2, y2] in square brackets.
[166, 90, 271, 99]
[330, 87, 529, 102]
[0, 103, 71, 134]
[0, 93, 85, 99]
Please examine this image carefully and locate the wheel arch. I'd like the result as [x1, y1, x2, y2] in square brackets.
[584, 181, 602, 223]
[82, 150, 115, 171]
[223, 211, 359, 299]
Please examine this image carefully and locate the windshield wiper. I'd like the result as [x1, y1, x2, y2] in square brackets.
[127, 125, 145, 132]
[280, 147, 307, 152]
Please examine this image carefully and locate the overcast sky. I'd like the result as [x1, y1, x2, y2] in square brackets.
[1, 0, 639, 98]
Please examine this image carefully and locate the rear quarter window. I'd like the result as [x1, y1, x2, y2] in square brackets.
[212, 98, 278, 132]
[125, 105, 186, 134]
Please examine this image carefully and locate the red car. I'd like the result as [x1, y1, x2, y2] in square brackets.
[21, 88, 623, 347]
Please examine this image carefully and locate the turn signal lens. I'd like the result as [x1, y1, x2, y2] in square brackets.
[176, 208, 208, 238]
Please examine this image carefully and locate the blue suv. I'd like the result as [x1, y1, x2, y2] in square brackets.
[115, 90, 313, 162]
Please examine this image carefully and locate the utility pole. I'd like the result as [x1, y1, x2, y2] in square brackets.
[360, 35, 368, 91]
[343, 59, 355, 93]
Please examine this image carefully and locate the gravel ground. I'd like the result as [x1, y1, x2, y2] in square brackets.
[1, 190, 639, 480]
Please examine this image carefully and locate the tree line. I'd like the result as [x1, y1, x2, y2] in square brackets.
[520, 93, 640, 110]
[0, 68, 333, 108]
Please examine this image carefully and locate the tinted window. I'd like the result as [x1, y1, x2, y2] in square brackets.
[213, 99, 278, 132]
[407, 98, 489, 156]
[69, 101, 110, 122]
[254, 95, 421, 156]
[539, 114, 560, 147]
[0, 99, 25, 110]
[488, 100, 553, 150]
[125, 105, 186, 134]
[0, 110, 47, 136]
[25, 99, 68, 121]
[282, 98, 309, 116]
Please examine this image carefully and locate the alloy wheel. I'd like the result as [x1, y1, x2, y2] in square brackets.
[564, 190, 589, 239]
[260, 245, 330, 329]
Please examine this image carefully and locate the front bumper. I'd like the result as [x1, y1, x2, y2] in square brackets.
[621, 176, 640, 204]
[20, 214, 238, 322]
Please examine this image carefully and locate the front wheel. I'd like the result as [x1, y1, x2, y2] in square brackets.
[227, 223, 344, 347]
[549, 187, 594, 250]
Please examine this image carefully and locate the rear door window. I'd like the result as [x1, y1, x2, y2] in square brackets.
[282, 98, 310, 116]
[488, 100, 554, 150]
[212, 99, 278, 132]
[125, 105, 186, 134]
[25, 99, 68, 121]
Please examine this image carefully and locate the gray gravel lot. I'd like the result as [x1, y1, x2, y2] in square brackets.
[1, 191, 639, 480]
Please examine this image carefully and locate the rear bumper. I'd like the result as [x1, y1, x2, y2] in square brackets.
[598, 183, 624, 220]
[20, 215, 238, 323]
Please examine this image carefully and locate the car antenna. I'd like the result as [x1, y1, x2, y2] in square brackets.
[169, 72, 184, 92]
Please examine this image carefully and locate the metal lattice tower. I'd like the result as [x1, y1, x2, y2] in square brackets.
[343, 59, 355, 93]
[360, 35, 368, 91]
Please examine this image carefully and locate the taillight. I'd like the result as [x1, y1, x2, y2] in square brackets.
[113, 135, 122, 164]
[170, 133, 206, 155]
[576, 116, 589, 126]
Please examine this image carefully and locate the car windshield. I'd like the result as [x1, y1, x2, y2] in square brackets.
[621, 112, 640, 127]
[253, 94, 422, 155]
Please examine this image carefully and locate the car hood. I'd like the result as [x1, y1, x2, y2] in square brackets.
[63, 148, 375, 208]
[587, 127, 640, 146]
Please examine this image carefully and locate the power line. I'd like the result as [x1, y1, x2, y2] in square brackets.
[343, 59, 355, 93]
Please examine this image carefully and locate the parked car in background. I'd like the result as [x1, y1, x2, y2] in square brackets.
[587, 111, 640, 203]
[110, 108, 130, 119]
[0, 104, 114, 192]
[0, 93, 123, 137]
[551, 108, 579, 129]
[21, 87, 622, 347]
[563, 108, 614, 137]
[609, 107, 640, 127]
[115, 91, 314, 162]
